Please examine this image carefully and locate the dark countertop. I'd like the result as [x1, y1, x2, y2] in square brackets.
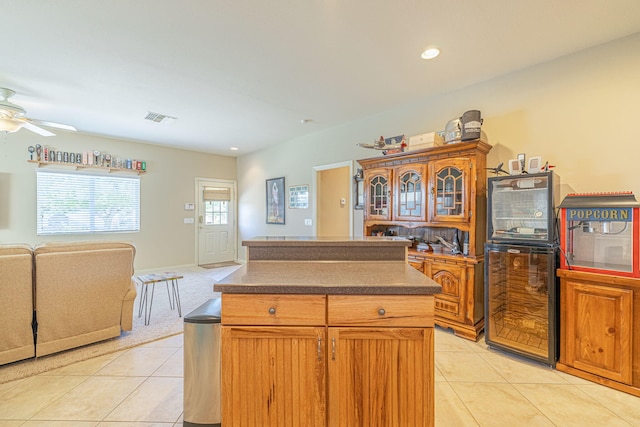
[243, 236, 411, 247]
[214, 261, 441, 295]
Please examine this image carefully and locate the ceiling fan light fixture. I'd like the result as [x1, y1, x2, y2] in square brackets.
[0, 117, 25, 133]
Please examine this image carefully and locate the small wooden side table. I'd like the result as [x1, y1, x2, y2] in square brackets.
[135, 272, 183, 325]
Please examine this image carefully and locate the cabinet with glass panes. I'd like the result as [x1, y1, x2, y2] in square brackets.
[358, 140, 491, 340]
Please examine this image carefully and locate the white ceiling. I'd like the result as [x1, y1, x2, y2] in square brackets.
[3, 1, 640, 156]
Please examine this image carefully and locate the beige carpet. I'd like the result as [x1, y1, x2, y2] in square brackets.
[0, 264, 241, 384]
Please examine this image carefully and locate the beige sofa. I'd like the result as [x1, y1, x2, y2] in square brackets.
[0, 241, 137, 365]
[33, 241, 137, 358]
[0, 244, 36, 366]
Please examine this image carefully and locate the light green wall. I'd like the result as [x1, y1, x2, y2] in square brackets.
[237, 33, 640, 260]
[0, 131, 236, 270]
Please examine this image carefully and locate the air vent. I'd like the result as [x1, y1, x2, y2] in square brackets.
[144, 112, 177, 124]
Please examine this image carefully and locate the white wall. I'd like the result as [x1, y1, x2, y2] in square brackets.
[237, 33, 640, 260]
[4, 34, 638, 267]
[0, 131, 236, 270]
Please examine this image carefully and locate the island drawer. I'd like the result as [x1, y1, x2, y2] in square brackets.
[221, 294, 326, 325]
[327, 295, 434, 327]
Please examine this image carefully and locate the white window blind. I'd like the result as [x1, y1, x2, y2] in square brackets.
[36, 170, 140, 235]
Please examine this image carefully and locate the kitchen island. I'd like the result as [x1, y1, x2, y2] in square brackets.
[214, 236, 441, 427]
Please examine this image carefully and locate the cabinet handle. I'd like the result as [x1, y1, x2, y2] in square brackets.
[331, 337, 336, 360]
[378, 308, 386, 316]
[317, 337, 322, 361]
[268, 307, 276, 315]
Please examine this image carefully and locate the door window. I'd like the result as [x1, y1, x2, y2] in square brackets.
[205, 201, 228, 225]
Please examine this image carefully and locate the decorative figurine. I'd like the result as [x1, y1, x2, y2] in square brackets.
[35, 144, 42, 161]
[28, 146, 35, 160]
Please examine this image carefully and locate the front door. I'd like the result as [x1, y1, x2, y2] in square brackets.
[197, 179, 236, 265]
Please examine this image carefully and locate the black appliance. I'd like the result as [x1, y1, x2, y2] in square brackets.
[485, 171, 559, 366]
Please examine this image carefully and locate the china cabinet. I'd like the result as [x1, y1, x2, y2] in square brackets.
[359, 140, 491, 340]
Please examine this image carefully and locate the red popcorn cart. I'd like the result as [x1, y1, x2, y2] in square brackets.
[558, 192, 640, 277]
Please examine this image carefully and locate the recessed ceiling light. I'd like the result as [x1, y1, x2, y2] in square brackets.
[421, 48, 440, 60]
[230, 147, 239, 151]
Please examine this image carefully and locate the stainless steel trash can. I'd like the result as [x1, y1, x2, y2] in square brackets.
[184, 298, 222, 427]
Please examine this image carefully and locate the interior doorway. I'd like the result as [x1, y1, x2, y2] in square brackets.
[314, 162, 353, 237]
[196, 179, 237, 265]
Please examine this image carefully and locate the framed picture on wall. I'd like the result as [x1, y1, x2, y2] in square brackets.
[289, 184, 309, 209]
[266, 176, 285, 224]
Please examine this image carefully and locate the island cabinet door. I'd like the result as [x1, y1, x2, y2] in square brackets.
[327, 327, 434, 427]
[221, 326, 326, 427]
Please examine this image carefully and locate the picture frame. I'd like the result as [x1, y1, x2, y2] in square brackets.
[289, 184, 309, 209]
[266, 177, 286, 224]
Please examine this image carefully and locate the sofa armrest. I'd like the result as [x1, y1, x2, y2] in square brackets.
[120, 278, 137, 331]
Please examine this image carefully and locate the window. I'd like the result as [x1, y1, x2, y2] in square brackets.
[205, 201, 228, 225]
[36, 170, 140, 235]
[203, 186, 230, 225]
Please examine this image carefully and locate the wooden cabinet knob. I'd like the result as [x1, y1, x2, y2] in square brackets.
[268, 307, 276, 315]
[378, 308, 386, 316]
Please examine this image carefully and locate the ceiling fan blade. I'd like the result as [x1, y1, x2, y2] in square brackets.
[27, 118, 77, 132]
[21, 121, 56, 137]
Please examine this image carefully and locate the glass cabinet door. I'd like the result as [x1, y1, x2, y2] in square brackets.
[365, 168, 391, 220]
[484, 243, 557, 365]
[488, 172, 555, 243]
[393, 164, 426, 222]
[430, 158, 470, 223]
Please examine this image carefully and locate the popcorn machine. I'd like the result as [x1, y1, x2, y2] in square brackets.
[558, 192, 640, 277]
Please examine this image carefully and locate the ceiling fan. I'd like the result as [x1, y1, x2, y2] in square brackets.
[0, 87, 77, 136]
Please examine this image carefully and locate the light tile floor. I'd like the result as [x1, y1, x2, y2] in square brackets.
[1, 321, 639, 426]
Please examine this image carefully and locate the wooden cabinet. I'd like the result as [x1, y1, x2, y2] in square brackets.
[364, 164, 428, 223]
[327, 295, 434, 426]
[221, 326, 327, 426]
[221, 293, 436, 426]
[221, 294, 327, 426]
[364, 167, 392, 221]
[424, 255, 484, 340]
[359, 140, 491, 340]
[429, 157, 471, 223]
[393, 164, 427, 222]
[556, 269, 640, 397]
